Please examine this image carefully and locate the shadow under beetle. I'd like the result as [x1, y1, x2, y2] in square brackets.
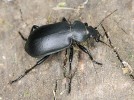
[10, 10, 134, 94]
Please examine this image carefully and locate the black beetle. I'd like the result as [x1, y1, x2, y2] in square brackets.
[10, 9, 134, 92]
[10, 17, 103, 84]
[25, 20, 101, 58]
[10, 13, 134, 96]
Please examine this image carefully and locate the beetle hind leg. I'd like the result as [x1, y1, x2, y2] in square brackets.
[18, 31, 27, 41]
[9, 55, 49, 84]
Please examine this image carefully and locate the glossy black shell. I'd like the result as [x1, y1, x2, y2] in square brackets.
[25, 21, 89, 58]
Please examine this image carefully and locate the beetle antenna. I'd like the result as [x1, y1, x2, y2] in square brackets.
[95, 9, 118, 29]
[100, 24, 134, 79]
[100, 24, 123, 63]
[113, 19, 128, 34]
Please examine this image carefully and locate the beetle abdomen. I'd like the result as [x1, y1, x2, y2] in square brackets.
[25, 22, 72, 58]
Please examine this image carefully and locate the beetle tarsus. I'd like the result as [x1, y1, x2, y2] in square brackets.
[67, 67, 77, 94]
[68, 77, 72, 94]
[9, 75, 24, 84]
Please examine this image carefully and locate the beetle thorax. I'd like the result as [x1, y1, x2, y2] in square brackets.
[71, 30, 89, 42]
[71, 21, 89, 42]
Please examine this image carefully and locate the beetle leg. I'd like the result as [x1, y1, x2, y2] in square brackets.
[76, 42, 102, 65]
[62, 17, 68, 22]
[30, 25, 39, 34]
[62, 17, 71, 24]
[84, 23, 88, 26]
[9, 55, 49, 84]
[18, 31, 27, 41]
[62, 49, 68, 77]
[69, 46, 74, 74]
[68, 66, 77, 94]
[68, 74, 72, 94]
[66, 46, 74, 94]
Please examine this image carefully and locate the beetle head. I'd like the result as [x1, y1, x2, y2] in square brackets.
[87, 26, 101, 42]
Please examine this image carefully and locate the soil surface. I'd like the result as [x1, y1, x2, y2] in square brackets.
[0, 0, 134, 100]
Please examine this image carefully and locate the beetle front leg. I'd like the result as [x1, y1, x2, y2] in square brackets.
[76, 42, 102, 65]
[9, 55, 49, 84]
[18, 25, 39, 41]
